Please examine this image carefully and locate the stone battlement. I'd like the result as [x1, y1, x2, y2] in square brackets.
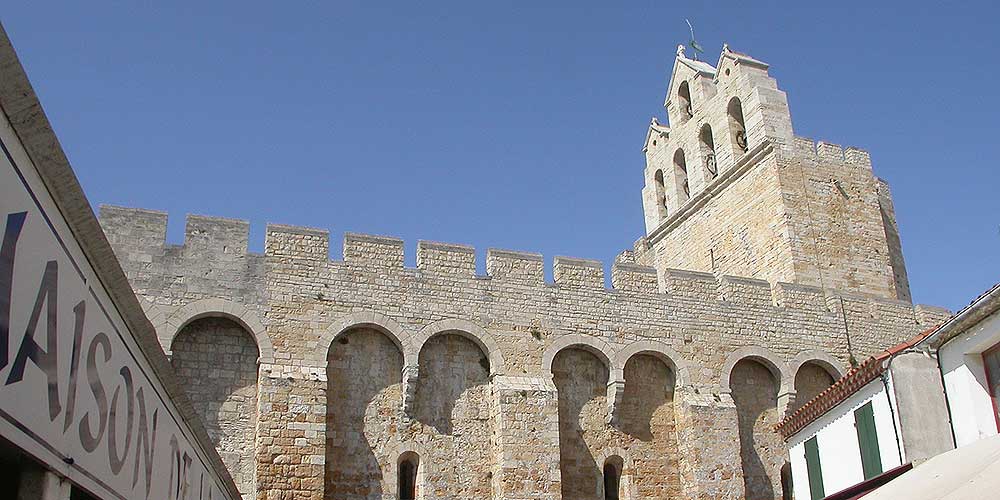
[99, 205, 947, 328]
[788, 135, 872, 169]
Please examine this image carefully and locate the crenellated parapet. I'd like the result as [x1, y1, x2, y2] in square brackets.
[486, 248, 543, 283]
[98, 205, 268, 342]
[785, 136, 873, 171]
[416, 240, 476, 276]
[98, 206, 949, 319]
[100, 205, 947, 342]
[98, 205, 950, 438]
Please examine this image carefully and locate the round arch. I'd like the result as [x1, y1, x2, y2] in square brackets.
[790, 350, 847, 380]
[138, 296, 169, 349]
[318, 310, 409, 366]
[411, 318, 506, 375]
[719, 346, 792, 395]
[542, 334, 618, 376]
[613, 340, 691, 388]
[160, 298, 274, 364]
[595, 447, 631, 470]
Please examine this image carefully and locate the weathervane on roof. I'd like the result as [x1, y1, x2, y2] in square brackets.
[685, 19, 705, 60]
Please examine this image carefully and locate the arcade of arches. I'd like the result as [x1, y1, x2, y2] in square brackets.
[166, 317, 838, 500]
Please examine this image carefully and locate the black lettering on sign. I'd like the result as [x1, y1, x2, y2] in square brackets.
[182, 450, 193, 500]
[0, 211, 27, 370]
[107, 365, 134, 475]
[79, 332, 110, 452]
[132, 386, 158, 499]
[6, 259, 61, 421]
[169, 434, 195, 500]
[64, 300, 86, 432]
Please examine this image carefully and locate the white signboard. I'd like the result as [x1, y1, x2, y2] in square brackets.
[0, 118, 235, 500]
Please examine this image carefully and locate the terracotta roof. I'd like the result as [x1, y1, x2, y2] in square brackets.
[775, 327, 939, 439]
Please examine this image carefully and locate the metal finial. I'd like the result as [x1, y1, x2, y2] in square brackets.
[685, 19, 705, 60]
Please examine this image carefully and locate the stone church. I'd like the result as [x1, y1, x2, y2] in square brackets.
[99, 44, 949, 500]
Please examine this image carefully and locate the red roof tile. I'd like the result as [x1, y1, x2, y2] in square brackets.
[775, 327, 939, 439]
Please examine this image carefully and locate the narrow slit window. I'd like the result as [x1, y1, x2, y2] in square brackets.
[603, 458, 621, 500]
[398, 454, 418, 500]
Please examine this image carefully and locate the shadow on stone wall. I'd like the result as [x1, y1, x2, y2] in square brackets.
[171, 317, 259, 497]
[731, 359, 781, 500]
[620, 354, 673, 441]
[553, 348, 608, 500]
[325, 328, 402, 500]
[414, 334, 490, 436]
[791, 362, 835, 413]
[412, 334, 493, 498]
[620, 354, 681, 497]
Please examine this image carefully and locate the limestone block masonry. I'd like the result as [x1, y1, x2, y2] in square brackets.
[98, 44, 951, 500]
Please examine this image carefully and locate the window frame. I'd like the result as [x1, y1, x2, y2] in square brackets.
[981, 342, 1000, 433]
[804, 436, 824, 500]
[854, 401, 883, 480]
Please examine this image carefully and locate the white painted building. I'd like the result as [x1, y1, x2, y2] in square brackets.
[777, 334, 954, 499]
[785, 378, 901, 499]
[779, 283, 1000, 499]
[931, 284, 1000, 448]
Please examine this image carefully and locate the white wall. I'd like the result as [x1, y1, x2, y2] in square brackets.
[940, 310, 1000, 447]
[788, 379, 902, 499]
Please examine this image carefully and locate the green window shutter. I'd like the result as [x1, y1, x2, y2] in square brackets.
[855, 401, 883, 480]
[804, 436, 825, 500]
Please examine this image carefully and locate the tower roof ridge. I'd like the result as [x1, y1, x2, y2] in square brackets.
[676, 55, 717, 75]
[716, 44, 770, 73]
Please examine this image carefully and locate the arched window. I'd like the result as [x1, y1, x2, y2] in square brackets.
[728, 97, 748, 154]
[674, 149, 689, 201]
[678, 81, 693, 120]
[654, 169, 668, 218]
[398, 452, 419, 500]
[700, 124, 717, 179]
[604, 457, 623, 500]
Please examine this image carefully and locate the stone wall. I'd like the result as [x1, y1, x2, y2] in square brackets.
[777, 139, 902, 300]
[619, 354, 680, 498]
[640, 150, 795, 288]
[552, 348, 609, 500]
[98, 205, 951, 500]
[325, 327, 403, 499]
[170, 317, 259, 498]
[411, 334, 493, 499]
[638, 138, 908, 303]
[730, 359, 783, 500]
[324, 328, 494, 500]
[877, 179, 912, 302]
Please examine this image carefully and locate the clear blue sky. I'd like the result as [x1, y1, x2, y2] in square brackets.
[4, 2, 998, 310]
